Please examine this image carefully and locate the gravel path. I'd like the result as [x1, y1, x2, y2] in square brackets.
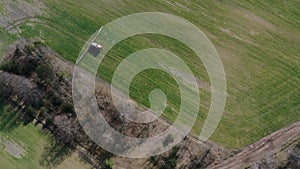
[209, 120, 300, 169]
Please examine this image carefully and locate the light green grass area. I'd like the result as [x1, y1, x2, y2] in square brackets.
[2, 0, 300, 148]
[0, 1, 7, 15]
[0, 103, 92, 169]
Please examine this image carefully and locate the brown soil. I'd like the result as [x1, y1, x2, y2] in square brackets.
[209, 121, 300, 169]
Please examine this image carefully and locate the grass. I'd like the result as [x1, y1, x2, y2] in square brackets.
[0, 28, 17, 61]
[56, 153, 93, 169]
[1, 0, 300, 148]
[0, 122, 49, 169]
[0, 103, 92, 169]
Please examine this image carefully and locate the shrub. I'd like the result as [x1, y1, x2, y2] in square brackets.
[163, 134, 175, 147]
[36, 62, 54, 81]
[104, 158, 114, 169]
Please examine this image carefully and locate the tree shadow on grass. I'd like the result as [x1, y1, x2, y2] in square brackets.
[0, 103, 22, 132]
[0, 101, 35, 132]
[78, 149, 114, 169]
[0, 101, 74, 168]
[39, 137, 73, 169]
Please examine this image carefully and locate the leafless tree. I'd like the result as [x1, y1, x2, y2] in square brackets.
[53, 115, 79, 145]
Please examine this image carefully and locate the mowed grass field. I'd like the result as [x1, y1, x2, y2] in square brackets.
[0, 103, 92, 169]
[0, 0, 299, 148]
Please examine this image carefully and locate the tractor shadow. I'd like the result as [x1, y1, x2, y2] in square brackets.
[88, 46, 101, 57]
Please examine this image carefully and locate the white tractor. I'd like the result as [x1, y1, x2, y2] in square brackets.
[76, 27, 104, 63]
[89, 42, 103, 56]
[90, 43, 103, 50]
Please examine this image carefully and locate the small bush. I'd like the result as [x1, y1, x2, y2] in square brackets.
[33, 41, 45, 47]
[104, 158, 114, 169]
[163, 134, 175, 147]
[36, 62, 54, 81]
[24, 45, 36, 55]
[0, 60, 21, 74]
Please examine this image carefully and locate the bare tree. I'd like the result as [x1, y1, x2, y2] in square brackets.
[53, 115, 79, 145]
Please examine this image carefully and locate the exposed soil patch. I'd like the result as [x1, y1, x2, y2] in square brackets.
[236, 9, 275, 31]
[209, 120, 300, 169]
[219, 27, 253, 44]
[160, 63, 211, 91]
[3, 139, 25, 158]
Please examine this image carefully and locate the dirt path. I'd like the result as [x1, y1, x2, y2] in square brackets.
[209, 120, 300, 169]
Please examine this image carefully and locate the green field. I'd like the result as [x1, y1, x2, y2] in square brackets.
[0, 103, 92, 169]
[0, 0, 299, 148]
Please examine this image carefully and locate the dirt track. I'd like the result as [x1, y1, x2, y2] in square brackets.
[209, 120, 300, 169]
